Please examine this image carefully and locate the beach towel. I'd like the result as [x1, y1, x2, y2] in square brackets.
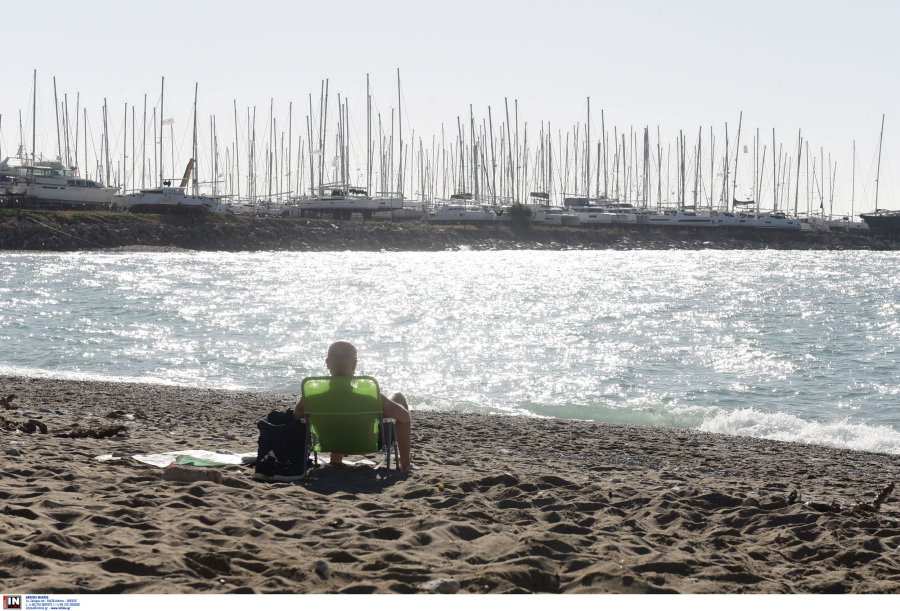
[95, 450, 256, 467]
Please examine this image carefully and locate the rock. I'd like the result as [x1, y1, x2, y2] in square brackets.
[251, 517, 265, 529]
[314, 560, 329, 579]
[419, 578, 460, 594]
[162, 465, 223, 484]
[4, 448, 22, 456]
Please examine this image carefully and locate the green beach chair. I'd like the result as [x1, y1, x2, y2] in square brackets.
[299, 375, 400, 478]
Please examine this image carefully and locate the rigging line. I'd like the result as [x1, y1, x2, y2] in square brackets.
[885, 151, 897, 211]
[28, 219, 110, 249]
[86, 115, 101, 179]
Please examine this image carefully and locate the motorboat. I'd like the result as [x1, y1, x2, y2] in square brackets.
[1, 156, 116, 209]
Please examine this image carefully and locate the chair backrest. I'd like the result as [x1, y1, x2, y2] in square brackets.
[301, 375, 382, 455]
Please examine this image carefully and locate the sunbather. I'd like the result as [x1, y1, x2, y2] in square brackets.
[294, 341, 412, 471]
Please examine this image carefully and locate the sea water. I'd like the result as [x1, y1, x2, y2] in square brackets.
[1, 250, 898, 454]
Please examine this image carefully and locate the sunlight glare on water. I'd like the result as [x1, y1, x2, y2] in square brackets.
[1, 250, 899, 454]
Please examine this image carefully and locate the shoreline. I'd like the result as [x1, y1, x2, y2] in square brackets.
[2, 374, 899, 593]
[1, 210, 896, 253]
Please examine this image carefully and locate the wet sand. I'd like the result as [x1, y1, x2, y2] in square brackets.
[1, 375, 899, 594]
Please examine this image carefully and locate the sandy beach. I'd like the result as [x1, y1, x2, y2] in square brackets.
[1, 374, 899, 594]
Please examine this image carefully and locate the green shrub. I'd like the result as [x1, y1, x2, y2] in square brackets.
[508, 203, 532, 227]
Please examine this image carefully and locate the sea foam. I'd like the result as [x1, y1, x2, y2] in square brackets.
[698, 407, 900, 455]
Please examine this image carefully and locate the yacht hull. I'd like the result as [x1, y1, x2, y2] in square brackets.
[860, 212, 900, 230]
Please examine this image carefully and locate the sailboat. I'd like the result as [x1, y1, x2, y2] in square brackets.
[112, 159, 225, 215]
[860, 116, 900, 231]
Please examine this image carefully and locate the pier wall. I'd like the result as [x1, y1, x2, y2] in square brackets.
[0, 211, 895, 252]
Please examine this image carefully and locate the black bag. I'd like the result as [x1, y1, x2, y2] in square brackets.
[255, 408, 309, 475]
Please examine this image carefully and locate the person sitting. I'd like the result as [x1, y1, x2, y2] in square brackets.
[294, 341, 412, 471]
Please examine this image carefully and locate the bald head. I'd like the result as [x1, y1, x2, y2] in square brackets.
[326, 341, 357, 376]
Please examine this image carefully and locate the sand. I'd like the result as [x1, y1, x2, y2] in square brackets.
[1, 375, 899, 594]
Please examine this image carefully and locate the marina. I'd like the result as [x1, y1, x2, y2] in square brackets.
[1, 72, 893, 236]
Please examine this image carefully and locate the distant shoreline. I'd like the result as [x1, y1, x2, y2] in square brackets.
[1, 210, 896, 253]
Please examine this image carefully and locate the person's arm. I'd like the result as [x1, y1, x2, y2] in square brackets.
[293, 396, 305, 420]
[380, 394, 410, 423]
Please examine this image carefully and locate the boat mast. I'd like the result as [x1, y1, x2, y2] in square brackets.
[320, 80, 328, 193]
[547, 124, 553, 203]
[234, 100, 240, 200]
[141, 95, 146, 188]
[644, 127, 650, 208]
[820, 147, 824, 214]
[772, 129, 778, 212]
[504, 99, 513, 201]
[397, 69, 403, 197]
[794, 130, 802, 217]
[214, 116, 219, 199]
[515, 101, 519, 203]
[693, 127, 700, 208]
[159, 77, 165, 187]
[470, 105, 477, 202]
[366, 74, 371, 196]
[308, 95, 315, 195]
[84, 108, 88, 179]
[488, 106, 496, 205]
[680, 130, 685, 208]
[103, 99, 110, 186]
[657, 127, 662, 208]
[709, 127, 714, 208]
[586, 97, 590, 199]
[31, 69, 36, 164]
[192, 84, 198, 195]
[602, 111, 608, 197]
[874, 114, 885, 211]
[288, 101, 292, 197]
[722, 124, 728, 210]
[829, 155, 836, 219]
[53, 77, 61, 162]
[851, 140, 855, 225]
[74, 94, 80, 171]
[123, 102, 127, 191]
[269, 98, 274, 199]
[731, 112, 742, 212]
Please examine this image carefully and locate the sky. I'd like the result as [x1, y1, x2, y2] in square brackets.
[1, 0, 898, 215]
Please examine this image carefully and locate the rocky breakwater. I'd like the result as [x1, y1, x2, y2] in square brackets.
[0, 211, 896, 252]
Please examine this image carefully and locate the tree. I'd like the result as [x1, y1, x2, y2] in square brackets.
[507, 203, 532, 228]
